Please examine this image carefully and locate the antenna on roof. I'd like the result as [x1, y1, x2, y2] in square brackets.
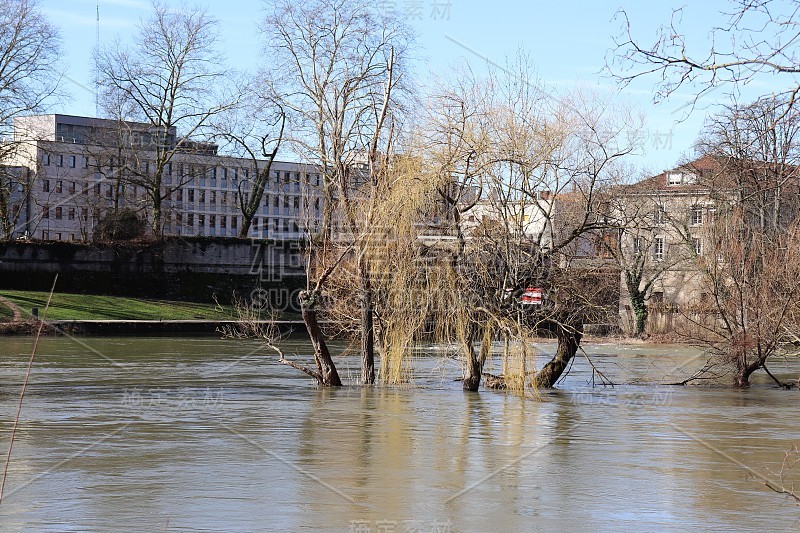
[95, 1, 100, 117]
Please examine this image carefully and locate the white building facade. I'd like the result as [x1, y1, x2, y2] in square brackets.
[4, 114, 323, 242]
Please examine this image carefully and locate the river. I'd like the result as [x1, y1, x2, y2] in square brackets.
[0, 336, 798, 531]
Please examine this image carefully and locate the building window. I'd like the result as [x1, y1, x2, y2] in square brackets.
[175, 213, 182, 227]
[56, 154, 63, 167]
[654, 204, 666, 225]
[43, 153, 50, 166]
[42, 205, 50, 219]
[56, 180, 63, 193]
[210, 191, 216, 204]
[231, 216, 237, 229]
[187, 213, 194, 227]
[220, 215, 226, 229]
[654, 236, 664, 261]
[68, 181, 76, 194]
[55, 206, 62, 219]
[42, 180, 50, 192]
[188, 189, 194, 202]
[198, 214, 205, 228]
[209, 215, 216, 228]
[81, 207, 88, 221]
[632, 237, 642, 255]
[692, 237, 702, 256]
[83, 156, 89, 169]
[667, 171, 695, 186]
[199, 190, 205, 204]
[68, 208, 75, 220]
[690, 206, 703, 226]
[69, 155, 76, 168]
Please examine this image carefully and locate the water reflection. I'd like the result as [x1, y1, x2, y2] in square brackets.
[0, 336, 798, 531]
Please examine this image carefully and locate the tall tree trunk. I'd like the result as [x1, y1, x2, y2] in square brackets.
[300, 290, 342, 387]
[462, 323, 491, 391]
[533, 322, 583, 388]
[151, 193, 162, 237]
[631, 292, 648, 337]
[461, 323, 480, 391]
[359, 272, 375, 384]
[733, 355, 761, 388]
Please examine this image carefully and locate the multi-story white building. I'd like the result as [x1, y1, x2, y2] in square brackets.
[2, 114, 323, 242]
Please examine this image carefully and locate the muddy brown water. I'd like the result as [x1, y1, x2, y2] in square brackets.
[0, 336, 799, 531]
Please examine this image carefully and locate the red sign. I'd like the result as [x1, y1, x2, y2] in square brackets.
[521, 287, 542, 305]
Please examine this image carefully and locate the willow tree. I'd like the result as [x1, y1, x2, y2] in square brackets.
[262, 0, 412, 385]
[95, 1, 238, 236]
[404, 59, 636, 391]
[0, 0, 61, 240]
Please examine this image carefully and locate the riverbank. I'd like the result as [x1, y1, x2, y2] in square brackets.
[0, 290, 302, 336]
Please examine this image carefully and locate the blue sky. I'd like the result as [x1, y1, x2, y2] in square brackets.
[40, 0, 788, 176]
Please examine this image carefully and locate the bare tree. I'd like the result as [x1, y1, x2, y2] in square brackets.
[694, 215, 800, 387]
[409, 60, 636, 390]
[0, 0, 61, 240]
[680, 97, 800, 387]
[95, 1, 238, 236]
[262, 0, 412, 385]
[610, 1, 800, 111]
[211, 89, 286, 238]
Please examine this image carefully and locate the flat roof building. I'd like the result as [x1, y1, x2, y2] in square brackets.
[2, 114, 323, 242]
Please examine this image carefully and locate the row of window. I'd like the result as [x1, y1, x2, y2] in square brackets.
[633, 236, 703, 260]
[653, 205, 710, 226]
[42, 206, 90, 221]
[42, 152, 322, 188]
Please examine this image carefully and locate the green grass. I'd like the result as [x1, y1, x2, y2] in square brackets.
[0, 290, 240, 321]
[0, 302, 13, 320]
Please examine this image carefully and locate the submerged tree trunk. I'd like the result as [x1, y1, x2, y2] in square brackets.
[300, 290, 342, 387]
[532, 322, 582, 388]
[461, 324, 479, 391]
[462, 323, 492, 391]
[359, 272, 375, 385]
[733, 355, 762, 388]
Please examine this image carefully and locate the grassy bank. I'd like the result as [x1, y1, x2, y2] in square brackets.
[0, 290, 240, 321]
[0, 302, 14, 320]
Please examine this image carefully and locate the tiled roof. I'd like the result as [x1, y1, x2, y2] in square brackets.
[622, 154, 799, 194]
